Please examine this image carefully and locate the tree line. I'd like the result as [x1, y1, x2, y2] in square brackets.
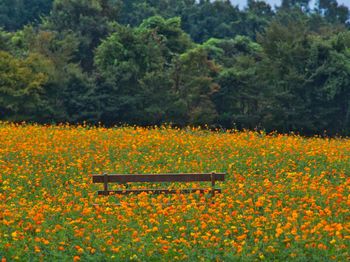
[1, 0, 350, 135]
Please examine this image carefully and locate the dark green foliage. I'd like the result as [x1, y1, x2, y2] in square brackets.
[118, 0, 195, 27]
[138, 16, 193, 59]
[204, 37, 264, 129]
[180, 0, 242, 43]
[45, 0, 121, 71]
[257, 11, 350, 134]
[317, 0, 350, 24]
[94, 22, 173, 125]
[171, 46, 220, 125]
[242, 0, 274, 40]
[0, 0, 350, 135]
[0, 51, 48, 120]
[281, 0, 311, 10]
[93, 17, 217, 126]
[0, 0, 54, 31]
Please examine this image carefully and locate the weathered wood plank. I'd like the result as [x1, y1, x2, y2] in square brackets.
[98, 188, 222, 195]
[92, 173, 225, 183]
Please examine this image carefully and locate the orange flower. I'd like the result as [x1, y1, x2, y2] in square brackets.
[1, 123, 349, 261]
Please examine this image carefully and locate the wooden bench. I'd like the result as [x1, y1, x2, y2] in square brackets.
[92, 173, 225, 197]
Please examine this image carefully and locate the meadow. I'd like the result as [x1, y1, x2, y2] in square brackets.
[0, 122, 349, 261]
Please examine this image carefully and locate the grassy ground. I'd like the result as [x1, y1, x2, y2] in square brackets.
[0, 123, 349, 261]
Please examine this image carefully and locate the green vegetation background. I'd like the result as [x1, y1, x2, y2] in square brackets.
[1, 0, 350, 135]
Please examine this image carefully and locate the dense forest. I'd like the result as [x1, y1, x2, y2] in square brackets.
[1, 0, 350, 135]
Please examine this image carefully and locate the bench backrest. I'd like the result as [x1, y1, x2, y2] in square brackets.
[92, 173, 225, 197]
[92, 173, 225, 183]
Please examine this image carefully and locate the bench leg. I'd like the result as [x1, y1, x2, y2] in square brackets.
[211, 172, 215, 199]
[103, 173, 108, 195]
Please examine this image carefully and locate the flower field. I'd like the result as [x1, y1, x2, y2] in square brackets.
[0, 122, 349, 261]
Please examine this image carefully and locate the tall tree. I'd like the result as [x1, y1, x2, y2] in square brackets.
[94, 16, 218, 126]
[242, 0, 274, 40]
[118, 0, 195, 26]
[316, 0, 350, 25]
[281, 0, 310, 10]
[137, 16, 193, 61]
[45, 0, 121, 71]
[0, 0, 54, 31]
[203, 36, 264, 128]
[7, 26, 97, 122]
[0, 51, 48, 121]
[258, 12, 350, 134]
[170, 46, 220, 125]
[94, 21, 175, 125]
[180, 0, 242, 43]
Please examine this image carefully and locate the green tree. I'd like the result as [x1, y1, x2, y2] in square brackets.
[0, 28, 13, 51]
[316, 0, 349, 25]
[137, 16, 193, 61]
[258, 12, 350, 134]
[94, 23, 170, 124]
[281, 0, 310, 10]
[0, 51, 48, 121]
[46, 0, 121, 71]
[242, 0, 274, 40]
[170, 46, 219, 125]
[96, 15, 218, 126]
[305, 32, 350, 133]
[0, 0, 54, 31]
[118, 0, 195, 26]
[8, 26, 96, 122]
[203, 37, 264, 128]
[180, 0, 242, 43]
